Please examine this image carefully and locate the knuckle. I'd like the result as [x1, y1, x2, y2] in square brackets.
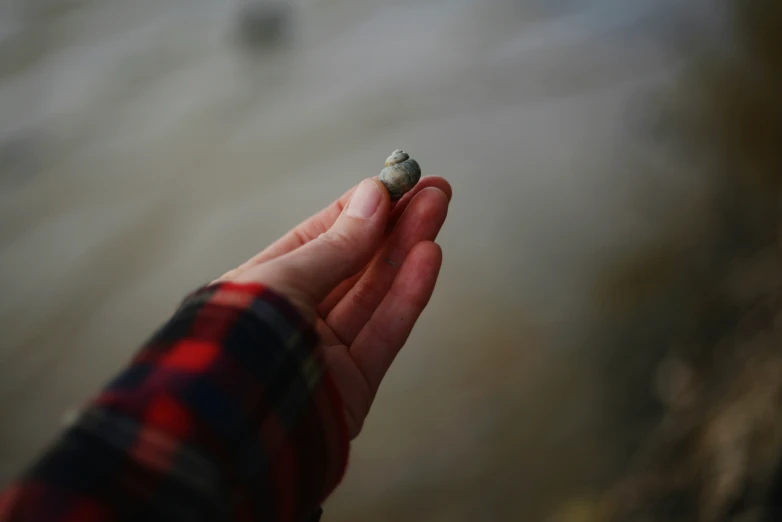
[317, 229, 357, 254]
[363, 316, 396, 349]
[348, 278, 384, 310]
[345, 374, 372, 434]
[349, 394, 370, 431]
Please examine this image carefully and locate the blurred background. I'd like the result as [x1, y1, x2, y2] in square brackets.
[1, 0, 781, 520]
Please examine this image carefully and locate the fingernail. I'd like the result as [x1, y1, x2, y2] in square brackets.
[346, 180, 382, 218]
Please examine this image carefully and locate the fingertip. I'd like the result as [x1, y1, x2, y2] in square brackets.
[389, 176, 451, 213]
[419, 186, 451, 210]
[410, 187, 450, 217]
[370, 177, 392, 207]
[419, 239, 443, 266]
[431, 177, 453, 202]
[404, 240, 443, 289]
[387, 186, 449, 235]
[338, 177, 391, 216]
[415, 176, 452, 201]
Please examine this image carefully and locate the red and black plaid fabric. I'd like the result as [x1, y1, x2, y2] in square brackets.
[0, 282, 349, 522]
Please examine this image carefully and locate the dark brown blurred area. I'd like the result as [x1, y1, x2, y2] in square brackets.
[0, 0, 780, 521]
[590, 1, 782, 520]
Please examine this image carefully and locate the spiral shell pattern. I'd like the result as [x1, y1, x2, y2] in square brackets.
[378, 149, 421, 201]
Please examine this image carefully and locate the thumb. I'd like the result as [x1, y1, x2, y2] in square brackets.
[248, 178, 390, 308]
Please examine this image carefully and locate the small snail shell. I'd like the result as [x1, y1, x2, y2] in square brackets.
[378, 149, 421, 201]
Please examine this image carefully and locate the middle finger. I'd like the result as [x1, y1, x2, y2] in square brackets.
[322, 186, 449, 345]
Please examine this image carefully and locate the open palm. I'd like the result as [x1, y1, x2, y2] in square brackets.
[219, 176, 451, 438]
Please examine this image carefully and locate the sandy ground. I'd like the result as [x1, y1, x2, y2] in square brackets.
[0, 0, 720, 518]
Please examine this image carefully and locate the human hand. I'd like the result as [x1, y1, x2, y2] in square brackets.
[217, 175, 451, 438]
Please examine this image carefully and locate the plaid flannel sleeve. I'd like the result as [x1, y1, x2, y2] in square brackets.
[0, 282, 350, 522]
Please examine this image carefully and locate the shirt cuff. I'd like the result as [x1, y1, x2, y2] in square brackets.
[95, 281, 349, 521]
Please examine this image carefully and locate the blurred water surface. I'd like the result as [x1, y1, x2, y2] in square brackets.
[0, 0, 721, 519]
